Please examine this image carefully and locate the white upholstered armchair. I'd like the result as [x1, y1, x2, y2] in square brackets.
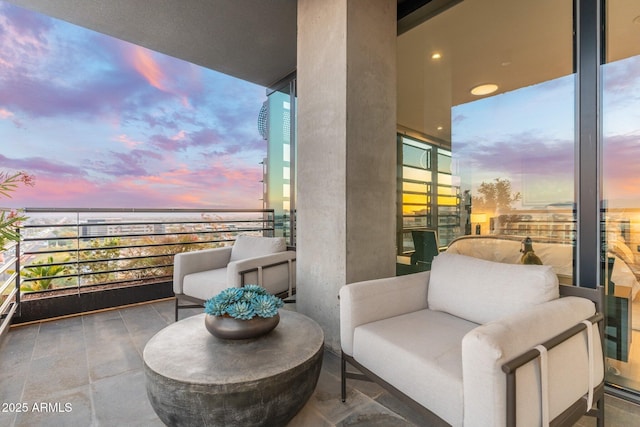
[340, 253, 604, 426]
[173, 235, 296, 320]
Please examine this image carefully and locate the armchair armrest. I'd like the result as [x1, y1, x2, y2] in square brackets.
[227, 251, 296, 295]
[339, 271, 430, 356]
[461, 296, 603, 427]
[173, 246, 232, 294]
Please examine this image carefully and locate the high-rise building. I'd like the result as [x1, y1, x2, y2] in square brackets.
[259, 81, 296, 245]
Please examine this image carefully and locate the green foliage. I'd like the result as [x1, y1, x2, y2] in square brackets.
[0, 171, 35, 251]
[472, 178, 521, 214]
[205, 285, 284, 319]
[79, 238, 122, 285]
[120, 234, 223, 281]
[0, 210, 24, 249]
[20, 256, 71, 292]
[0, 171, 34, 198]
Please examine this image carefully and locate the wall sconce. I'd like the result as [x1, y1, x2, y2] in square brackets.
[470, 213, 487, 235]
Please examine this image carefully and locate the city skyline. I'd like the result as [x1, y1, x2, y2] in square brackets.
[0, 2, 266, 209]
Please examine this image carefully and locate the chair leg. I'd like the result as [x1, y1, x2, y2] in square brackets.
[341, 354, 347, 402]
[175, 298, 179, 322]
[596, 395, 605, 427]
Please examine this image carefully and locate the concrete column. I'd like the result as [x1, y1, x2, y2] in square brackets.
[296, 0, 397, 351]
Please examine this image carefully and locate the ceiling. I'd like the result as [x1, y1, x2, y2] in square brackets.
[5, 0, 447, 89]
[397, 0, 640, 143]
[6, 0, 298, 89]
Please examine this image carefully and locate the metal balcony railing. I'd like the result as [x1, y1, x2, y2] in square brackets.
[0, 241, 19, 340]
[10, 208, 276, 301]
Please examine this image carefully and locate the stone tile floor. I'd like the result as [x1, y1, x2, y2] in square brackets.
[1, 299, 639, 426]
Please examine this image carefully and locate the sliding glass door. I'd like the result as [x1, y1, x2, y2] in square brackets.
[602, 0, 640, 393]
[398, 0, 640, 398]
[397, 0, 576, 280]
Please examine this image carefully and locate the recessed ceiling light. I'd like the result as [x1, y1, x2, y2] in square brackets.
[470, 83, 498, 96]
[431, 52, 442, 60]
[437, 126, 443, 131]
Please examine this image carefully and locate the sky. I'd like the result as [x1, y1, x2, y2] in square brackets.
[0, 2, 267, 209]
[3, 2, 640, 213]
[452, 54, 640, 210]
[452, 75, 576, 209]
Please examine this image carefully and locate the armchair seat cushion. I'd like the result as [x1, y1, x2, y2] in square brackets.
[353, 309, 477, 425]
[183, 268, 228, 301]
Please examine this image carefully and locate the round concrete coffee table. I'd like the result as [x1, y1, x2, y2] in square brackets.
[143, 310, 324, 427]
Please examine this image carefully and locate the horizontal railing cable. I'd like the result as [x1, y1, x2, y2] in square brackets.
[14, 208, 277, 294]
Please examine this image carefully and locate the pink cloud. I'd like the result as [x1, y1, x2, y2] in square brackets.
[5, 169, 262, 210]
[114, 134, 143, 149]
[127, 45, 192, 107]
[603, 133, 640, 202]
[0, 106, 20, 126]
[0, 107, 13, 119]
[171, 130, 187, 141]
[0, 3, 266, 211]
[7, 175, 99, 206]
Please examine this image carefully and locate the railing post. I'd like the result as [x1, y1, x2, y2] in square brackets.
[16, 235, 20, 317]
[76, 211, 81, 291]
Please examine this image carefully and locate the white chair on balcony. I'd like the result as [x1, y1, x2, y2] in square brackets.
[173, 235, 296, 320]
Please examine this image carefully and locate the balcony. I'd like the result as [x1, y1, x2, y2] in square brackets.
[1, 208, 280, 331]
[0, 299, 639, 426]
[2, 208, 640, 425]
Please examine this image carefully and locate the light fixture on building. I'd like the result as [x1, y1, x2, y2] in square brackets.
[470, 213, 487, 235]
[431, 52, 442, 60]
[437, 126, 443, 131]
[470, 83, 498, 96]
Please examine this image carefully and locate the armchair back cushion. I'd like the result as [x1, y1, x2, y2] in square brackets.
[428, 253, 559, 324]
[229, 235, 286, 262]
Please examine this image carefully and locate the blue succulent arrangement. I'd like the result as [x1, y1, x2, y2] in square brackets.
[204, 285, 284, 320]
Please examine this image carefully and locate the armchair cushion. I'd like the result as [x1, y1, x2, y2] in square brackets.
[229, 235, 286, 262]
[428, 253, 559, 324]
[172, 246, 232, 294]
[182, 267, 228, 301]
[353, 309, 476, 425]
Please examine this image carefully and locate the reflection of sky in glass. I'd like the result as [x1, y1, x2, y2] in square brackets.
[603, 55, 640, 208]
[452, 53, 640, 210]
[452, 75, 575, 209]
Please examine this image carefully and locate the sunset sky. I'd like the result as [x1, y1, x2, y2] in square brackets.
[452, 54, 640, 210]
[2, 2, 639, 212]
[0, 2, 266, 209]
